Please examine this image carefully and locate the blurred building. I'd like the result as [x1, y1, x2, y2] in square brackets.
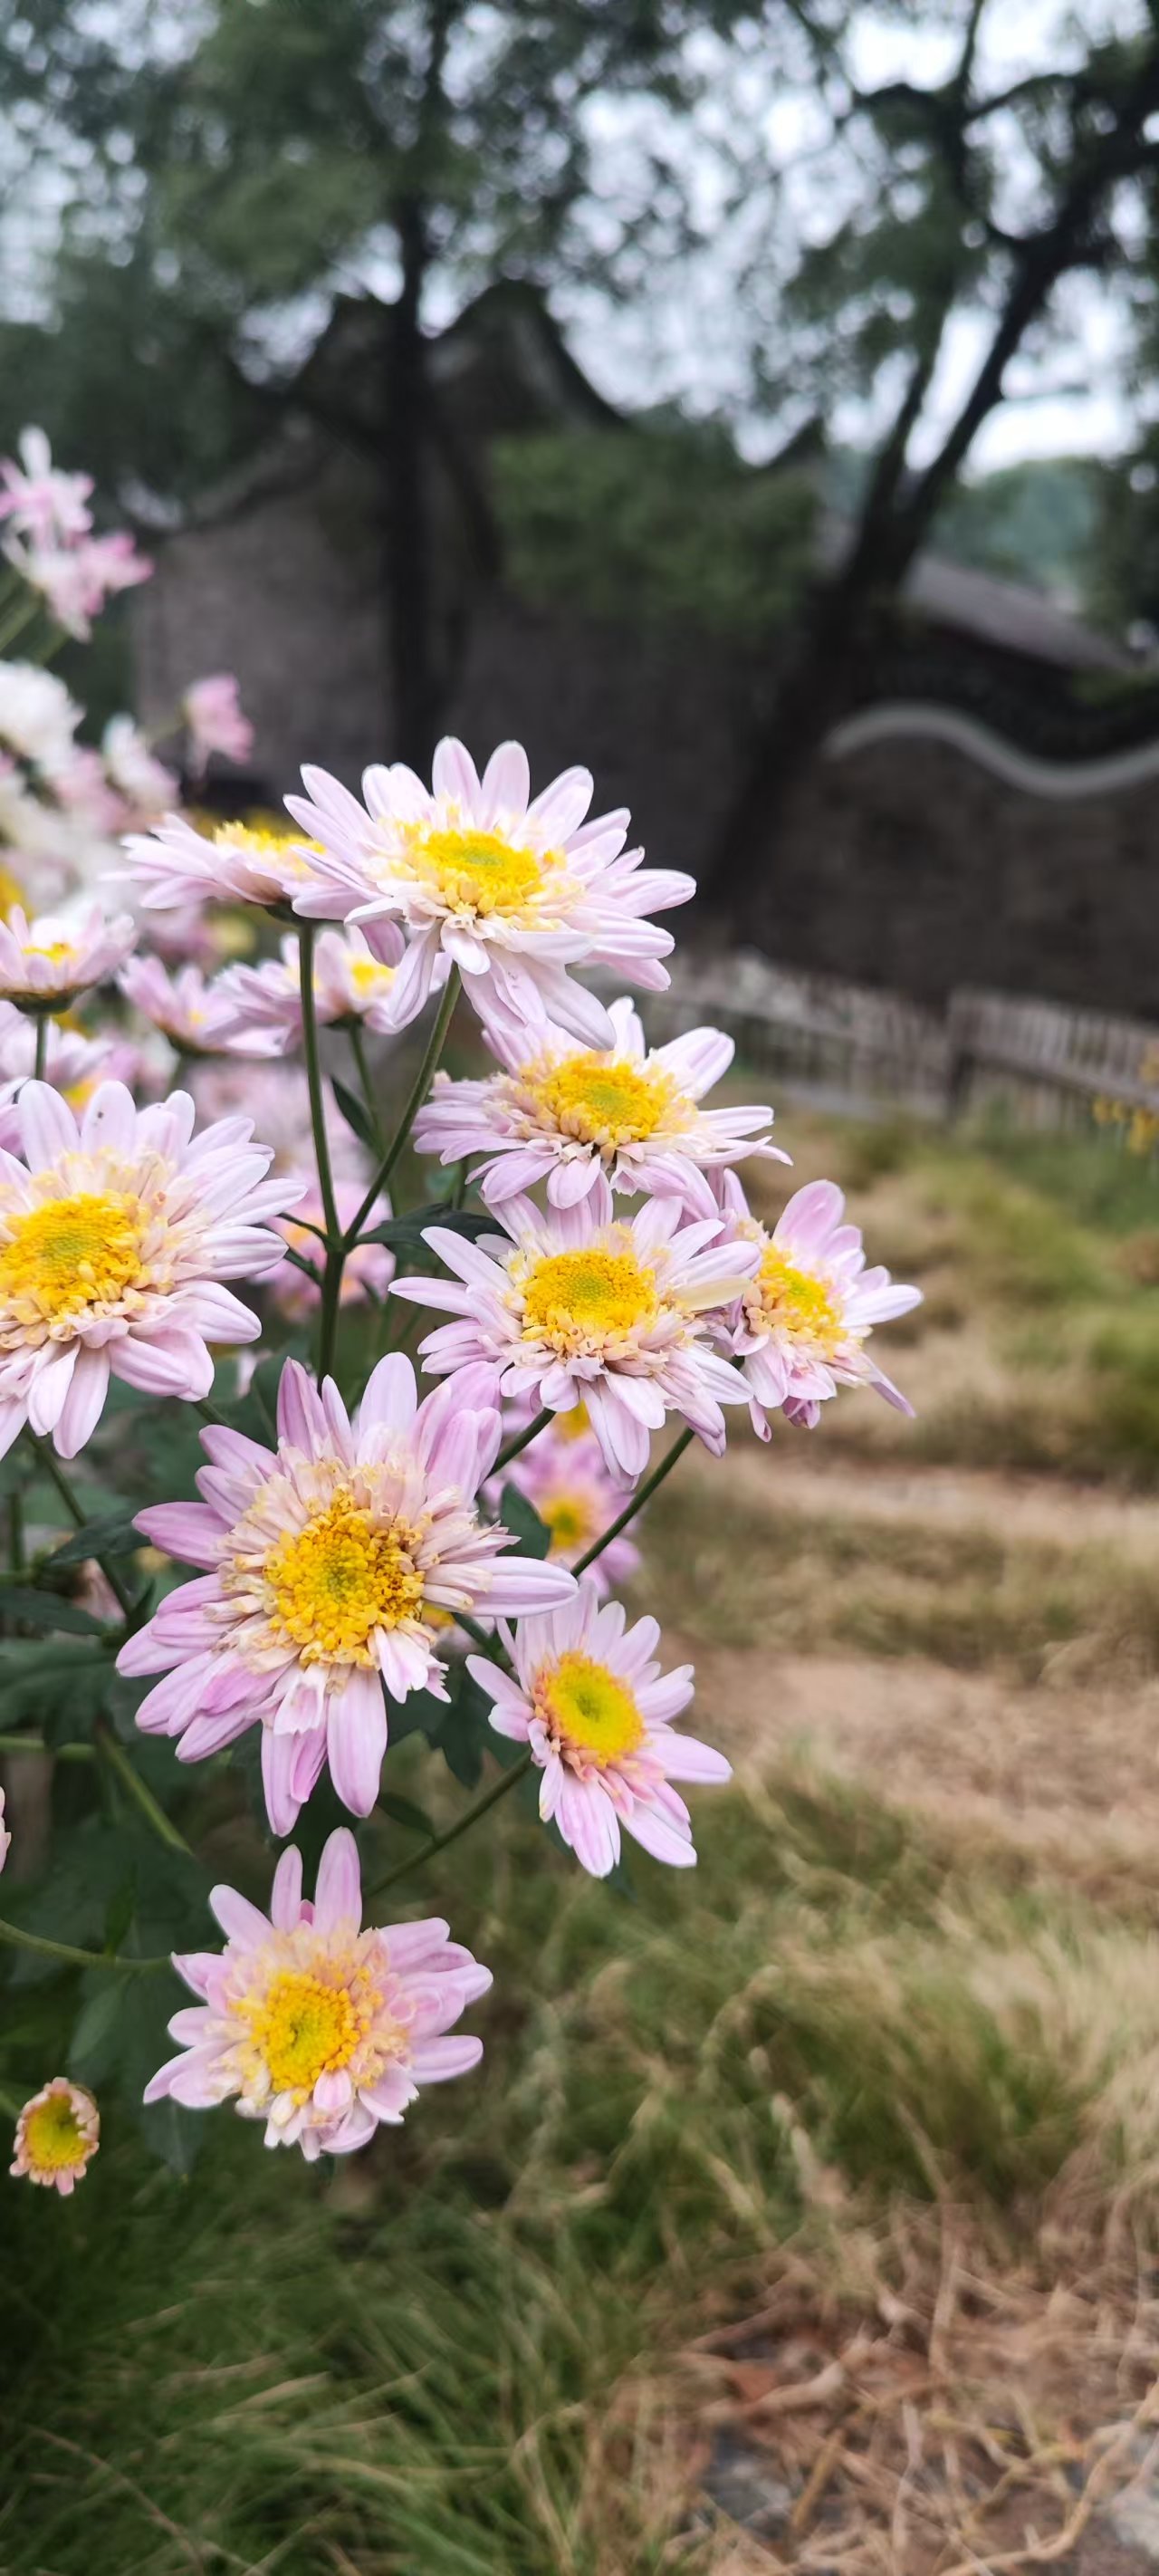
[135, 284, 1159, 1018]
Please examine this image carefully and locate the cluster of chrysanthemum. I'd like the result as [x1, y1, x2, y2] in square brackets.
[0, 706, 921, 2190]
[0, 428, 257, 932]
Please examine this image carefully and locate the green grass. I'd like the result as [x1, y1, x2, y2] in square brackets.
[5, 1767, 1156, 2575]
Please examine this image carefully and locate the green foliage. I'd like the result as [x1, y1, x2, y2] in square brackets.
[495, 428, 817, 639]
[932, 457, 1107, 604]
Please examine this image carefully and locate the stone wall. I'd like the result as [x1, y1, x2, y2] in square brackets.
[135, 486, 1159, 1022]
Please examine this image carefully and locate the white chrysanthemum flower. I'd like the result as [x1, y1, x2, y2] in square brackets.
[0, 662, 82, 770]
[284, 737, 694, 1050]
[0, 1078, 300, 1457]
[0, 901, 136, 1009]
[394, 1177, 757, 1481]
[716, 1173, 922, 1433]
[120, 813, 321, 911]
[120, 1355, 576, 1833]
[415, 995, 787, 1218]
[213, 919, 414, 1053]
[101, 716, 178, 817]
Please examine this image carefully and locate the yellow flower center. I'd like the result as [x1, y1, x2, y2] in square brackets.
[540, 1492, 595, 1553]
[347, 954, 394, 997]
[247, 1968, 361, 2099]
[755, 1246, 842, 1352]
[0, 1190, 148, 1326]
[0, 860, 26, 918]
[24, 939, 75, 966]
[212, 822, 320, 884]
[554, 1399, 592, 1442]
[522, 1246, 657, 1353]
[22, 2091, 91, 2174]
[528, 1053, 676, 1150]
[404, 823, 549, 920]
[263, 1496, 425, 1664]
[540, 1651, 646, 1763]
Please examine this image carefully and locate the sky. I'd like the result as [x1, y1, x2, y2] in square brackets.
[556, 0, 1144, 478]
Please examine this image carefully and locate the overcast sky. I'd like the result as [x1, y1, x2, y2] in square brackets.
[553, 0, 1145, 477]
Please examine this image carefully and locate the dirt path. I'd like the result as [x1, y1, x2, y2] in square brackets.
[685, 1437, 1159, 1560]
[663, 1443, 1159, 1897]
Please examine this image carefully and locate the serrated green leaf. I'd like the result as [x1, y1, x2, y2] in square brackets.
[498, 1484, 552, 1561]
[47, 1512, 143, 1568]
[357, 1205, 504, 1254]
[0, 1584, 107, 1635]
[0, 1638, 114, 1737]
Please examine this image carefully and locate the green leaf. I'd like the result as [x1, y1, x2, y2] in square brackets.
[376, 1790, 436, 1840]
[498, 1485, 551, 1561]
[47, 1512, 143, 1568]
[0, 1584, 107, 1635]
[331, 1075, 378, 1149]
[357, 1206, 504, 1254]
[0, 1640, 114, 1745]
[69, 1978, 129, 2083]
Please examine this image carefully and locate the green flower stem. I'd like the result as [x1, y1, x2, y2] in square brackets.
[0, 1735, 94, 1762]
[493, 1408, 552, 1477]
[344, 966, 461, 1249]
[0, 592, 39, 655]
[33, 1016, 48, 1081]
[349, 1020, 385, 1151]
[571, 1425, 695, 1577]
[369, 1750, 532, 1901]
[298, 921, 345, 1380]
[26, 1434, 139, 1624]
[0, 1917, 168, 1973]
[96, 1725, 194, 1857]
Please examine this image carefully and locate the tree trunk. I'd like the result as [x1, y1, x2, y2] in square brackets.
[383, 196, 441, 774]
[699, 39, 1159, 926]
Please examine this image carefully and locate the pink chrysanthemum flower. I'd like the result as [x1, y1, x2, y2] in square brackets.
[184, 675, 254, 774]
[415, 995, 786, 1218]
[284, 738, 694, 1050]
[0, 1783, 9, 1871]
[467, 1583, 729, 1877]
[144, 1829, 490, 2159]
[717, 1173, 922, 1433]
[9, 529, 151, 639]
[394, 1179, 756, 1481]
[490, 1403, 641, 1598]
[0, 428, 93, 544]
[10, 2077, 99, 2194]
[0, 1002, 112, 1149]
[119, 954, 282, 1058]
[119, 1355, 576, 1833]
[121, 813, 322, 912]
[214, 919, 415, 1052]
[269, 1178, 394, 1319]
[0, 1078, 298, 1458]
[0, 902, 136, 1009]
